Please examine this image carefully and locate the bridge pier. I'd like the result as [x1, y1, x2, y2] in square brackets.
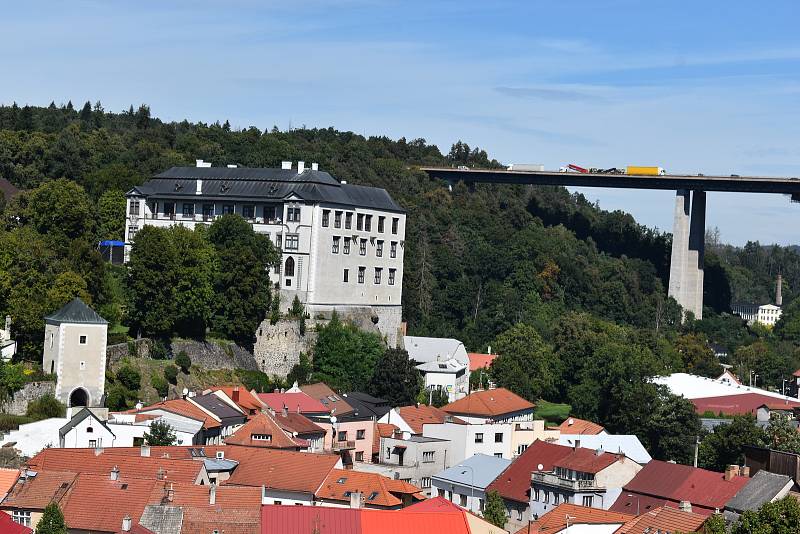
[668, 189, 706, 320]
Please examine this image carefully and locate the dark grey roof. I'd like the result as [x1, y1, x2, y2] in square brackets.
[129, 167, 403, 212]
[725, 471, 792, 512]
[192, 393, 246, 421]
[339, 392, 392, 421]
[140, 505, 183, 534]
[59, 408, 114, 438]
[45, 297, 108, 325]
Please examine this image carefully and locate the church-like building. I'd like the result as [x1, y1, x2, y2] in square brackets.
[42, 298, 108, 408]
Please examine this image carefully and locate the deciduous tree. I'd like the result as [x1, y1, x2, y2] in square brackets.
[368, 348, 422, 406]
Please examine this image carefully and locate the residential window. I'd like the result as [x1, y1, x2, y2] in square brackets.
[358, 267, 365, 284]
[263, 205, 276, 220]
[284, 234, 299, 250]
[12, 510, 31, 527]
[475, 433, 484, 444]
[534, 489, 540, 501]
[460, 494, 467, 507]
[274, 501, 282, 506]
[343, 269, 349, 283]
[516, 509, 523, 521]
[359, 239, 367, 256]
[355, 451, 364, 462]
[390, 241, 397, 258]
[332, 236, 340, 254]
[182, 203, 194, 217]
[494, 453, 503, 458]
[357, 214, 364, 231]
[343, 237, 351, 254]
[222, 204, 235, 215]
[164, 202, 175, 217]
[128, 226, 138, 240]
[88, 439, 97, 448]
[79, 335, 87, 344]
[276, 234, 282, 249]
[388, 268, 396, 286]
[554, 493, 560, 504]
[356, 429, 366, 440]
[378, 216, 385, 233]
[334, 211, 342, 228]
[422, 451, 435, 463]
[385, 447, 391, 460]
[284, 257, 295, 277]
[376, 240, 383, 257]
[582, 496, 593, 507]
[129, 200, 140, 215]
[322, 209, 330, 227]
[421, 477, 431, 489]
[337, 431, 347, 441]
[495, 433, 503, 443]
[287, 207, 301, 222]
[364, 215, 372, 232]
[345, 212, 353, 229]
[242, 205, 255, 219]
[392, 217, 399, 234]
[203, 204, 215, 219]
[374, 268, 382, 284]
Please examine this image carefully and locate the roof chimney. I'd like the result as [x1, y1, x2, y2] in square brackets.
[111, 465, 120, 481]
[281, 161, 292, 170]
[311, 162, 319, 171]
[741, 465, 751, 477]
[679, 501, 692, 513]
[724, 465, 740, 481]
[121, 515, 132, 532]
[209, 483, 217, 505]
[95, 446, 104, 456]
[232, 387, 240, 402]
[776, 274, 783, 306]
[196, 159, 211, 168]
[349, 491, 363, 509]
[297, 161, 305, 174]
[282, 404, 288, 418]
[196, 179, 202, 195]
[141, 445, 150, 457]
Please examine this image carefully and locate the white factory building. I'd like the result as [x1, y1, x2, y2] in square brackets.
[125, 160, 406, 345]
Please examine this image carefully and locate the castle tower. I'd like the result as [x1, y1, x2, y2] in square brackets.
[42, 297, 108, 407]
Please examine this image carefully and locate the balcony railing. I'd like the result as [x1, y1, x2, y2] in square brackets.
[333, 440, 356, 451]
[532, 472, 600, 491]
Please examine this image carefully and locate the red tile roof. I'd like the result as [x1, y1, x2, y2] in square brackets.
[225, 412, 303, 449]
[616, 506, 708, 534]
[558, 417, 606, 435]
[468, 353, 497, 372]
[274, 412, 326, 436]
[359, 508, 468, 534]
[222, 447, 340, 494]
[183, 506, 261, 534]
[552, 448, 621, 474]
[210, 386, 266, 415]
[374, 423, 398, 453]
[610, 460, 749, 517]
[149, 481, 261, 508]
[132, 398, 221, 428]
[316, 469, 423, 508]
[396, 404, 465, 434]
[258, 392, 330, 414]
[300, 382, 354, 415]
[405, 495, 463, 513]
[0, 510, 32, 534]
[486, 440, 574, 504]
[515, 503, 633, 534]
[61, 474, 157, 533]
[691, 393, 800, 416]
[0, 471, 77, 511]
[443, 388, 535, 418]
[0, 468, 19, 497]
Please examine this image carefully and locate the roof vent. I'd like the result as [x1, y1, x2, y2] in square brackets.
[341, 180, 347, 184]
[122, 515, 132, 532]
[196, 159, 212, 168]
[227, 164, 238, 168]
[281, 161, 292, 170]
[216, 451, 225, 460]
[297, 161, 306, 174]
[111, 465, 120, 481]
[311, 163, 319, 171]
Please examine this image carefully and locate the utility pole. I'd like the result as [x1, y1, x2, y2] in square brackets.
[694, 436, 700, 467]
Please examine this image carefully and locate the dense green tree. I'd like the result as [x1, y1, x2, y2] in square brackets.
[368, 348, 423, 405]
[702, 514, 726, 534]
[116, 365, 141, 391]
[151, 373, 169, 398]
[645, 390, 702, 464]
[287, 353, 313, 386]
[144, 420, 178, 446]
[482, 490, 507, 528]
[126, 225, 177, 338]
[732, 496, 800, 534]
[766, 414, 800, 454]
[674, 334, 722, 377]
[36, 502, 67, 534]
[699, 414, 767, 471]
[175, 351, 191, 373]
[26, 394, 66, 420]
[105, 383, 131, 411]
[20, 178, 94, 243]
[490, 323, 558, 401]
[164, 364, 179, 385]
[169, 225, 217, 338]
[96, 189, 126, 240]
[311, 312, 384, 391]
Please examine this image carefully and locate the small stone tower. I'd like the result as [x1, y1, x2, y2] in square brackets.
[42, 297, 108, 407]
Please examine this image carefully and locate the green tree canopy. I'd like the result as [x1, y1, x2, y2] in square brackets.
[96, 189, 126, 241]
[144, 420, 178, 446]
[368, 348, 423, 406]
[731, 495, 800, 534]
[311, 312, 384, 392]
[699, 414, 767, 471]
[490, 322, 558, 401]
[36, 502, 67, 534]
[482, 490, 507, 528]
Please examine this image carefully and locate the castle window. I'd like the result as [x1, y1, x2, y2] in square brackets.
[86, 426, 93, 433]
[322, 210, 330, 227]
[343, 237, 351, 254]
[222, 204, 234, 215]
[284, 257, 295, 277]
[284, 234, 299, 250]
[359, 239, 367, 256]
[128, 226, 138, 240]
[343, 269, 349, 283]
[164, 202, 175, 217]
[357, 214, 364, 231]
[182, 203, 194, 217]
[287, 207, 301, 222]
[364, 215, 372, 232]
[345, 212, 353, 229]
[129, 200, 140, 215]
[358, 267, 365, 284]
[242, 205, 255, 220]
[389, 269, 396, 285]
[374, 268, 382, 284]
[392, 217, 399, 234]
[376, 240, 383, 257]
[79, 335, 87, 344]
[378, 216, 385, 233]
[332, 236, 340, 254]
[390, 241, 397, 258]
[334, 211, 342, 228]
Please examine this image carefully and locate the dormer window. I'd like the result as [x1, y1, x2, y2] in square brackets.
[252, 434, 272, 441]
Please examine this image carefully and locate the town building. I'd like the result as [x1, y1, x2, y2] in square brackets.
[557, 434, 652, 465]
[403, 336, 470, 401]
[731, 302, 783, 327]
[315, 468, 424, 509]
[521, 503, 634, 534]
[367, 430, 450, 495]
[432, 453, 511, 515]
[723, 470, 793, 522]
[742, 445, 800, 490]
[42, 297, 108, 408]
[616, 506, 709, 534]
[423, 421, 513, 465]
[379, 403, 464, 435]
[300, 382, 354, 416]
[468, 352, 496, 391]
[442, 387, 535, 424]
[124, 161, 406, 345]
[224, 412, 308, 451]
[529, 447, 642, 518]
[207, 386, 266, 417]
[558, 417, 606, 436]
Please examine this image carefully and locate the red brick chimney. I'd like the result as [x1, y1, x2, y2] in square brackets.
[232, 387, 240, 402]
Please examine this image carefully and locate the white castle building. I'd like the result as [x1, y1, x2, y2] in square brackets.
[124, 161, 406, 345]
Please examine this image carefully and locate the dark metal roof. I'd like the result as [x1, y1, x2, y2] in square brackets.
[131, 167, 403, 212]
[339, 392, 392, 421]
[45, 298, 108, 325]
[191, 393, 246, 421]
[725, 471, 793, 512]
[59, 408, 114, 438]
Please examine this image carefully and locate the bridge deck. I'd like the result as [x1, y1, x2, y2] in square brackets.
[420, 167, 800, 195]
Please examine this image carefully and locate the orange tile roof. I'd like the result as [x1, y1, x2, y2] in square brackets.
[396, 405, 466, 434]
[515, 503, 633, 534]
[360, 508, 468, 534]
[558, 417, 606, 435]
[183, 506, 261, 534]
[0, 468, 19, 497]
[443, 388, 535, 418]
[221, 447, 340, 494]
[317, 469, 423, 508]
[0, 470, 77, 511]
[616, 506, 708, 534]
[134, 398, 221, 429]
[210, 386, 266, 415]
[61, 474, 158, 533]
[148, 481, 261, 508]
[486, 440, 574, 504]
[552, 448, 622, 474]
[225, 412, 303, 449]
[274, 412, 326, 436]
[374, 422, 399, 452]
[468, 353, 497, 371]
[300, 382, 354, 415]
[26, 448, 204, 485]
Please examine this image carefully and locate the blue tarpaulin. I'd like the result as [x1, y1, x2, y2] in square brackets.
[99, 240, 125, 247]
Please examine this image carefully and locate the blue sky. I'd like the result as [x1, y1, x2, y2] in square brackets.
[2, 1, 800, 244]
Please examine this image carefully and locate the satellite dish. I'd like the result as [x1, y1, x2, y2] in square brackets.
[537, 464, 544, 471]
[330, 416, 337, 424]
[182, 387, 189, 396]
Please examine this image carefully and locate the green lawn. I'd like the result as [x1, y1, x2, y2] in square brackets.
[535, 399, 571, 424]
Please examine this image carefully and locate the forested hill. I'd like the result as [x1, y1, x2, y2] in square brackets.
[0, 101, 799, 356]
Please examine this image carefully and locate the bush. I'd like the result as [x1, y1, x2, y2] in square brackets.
[26, 394, 66, 420]
[151, 374, 169, 398]
[116, 365, 141, 391]
[236, 369, 275, 393]
[105, 383, 131, 411]
[0, 362, 27, 398]
[0, 414, 32, 432]
[290, 295, 304, 317]
[107, 332, 128, 346]
[174, 351, 191, 373]
[150, 339, 170, 360]
[164, 364, 179, 385]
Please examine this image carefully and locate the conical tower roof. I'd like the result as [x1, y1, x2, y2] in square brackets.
[44, 297, 108, 325]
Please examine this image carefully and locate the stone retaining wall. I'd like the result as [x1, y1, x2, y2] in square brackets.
[0, 381, 56, 416]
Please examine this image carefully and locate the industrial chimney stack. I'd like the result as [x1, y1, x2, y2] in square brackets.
[777, 273, 783, 307]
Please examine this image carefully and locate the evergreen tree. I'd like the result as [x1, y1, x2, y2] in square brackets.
[368, 348, 423, 405]
[36, 502, 67, 534]
[482, 490, 506, 528]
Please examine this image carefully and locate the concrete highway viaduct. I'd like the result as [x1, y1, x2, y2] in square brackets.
[421, 167, 800, 320]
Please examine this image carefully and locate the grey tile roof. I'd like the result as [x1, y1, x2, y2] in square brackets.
[340, 392, 392, 421]
[59, 408, 114, 438]
[139, 504, 183, 534]
[45, 297, 108, 325]
[433, 453, 512, 489]
[191, 393, 245, 421]
[725, 470, 793, 512]
[130, 166, 404, 212]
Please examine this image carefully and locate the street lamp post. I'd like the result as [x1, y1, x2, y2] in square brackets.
[457, 464, 475, 512]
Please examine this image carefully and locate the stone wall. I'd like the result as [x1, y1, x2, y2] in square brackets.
[0, 381, 56, 416]
[107, 339, 151, 365]
[253, 319, 317, 379]
[171, 339, 259, 371]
